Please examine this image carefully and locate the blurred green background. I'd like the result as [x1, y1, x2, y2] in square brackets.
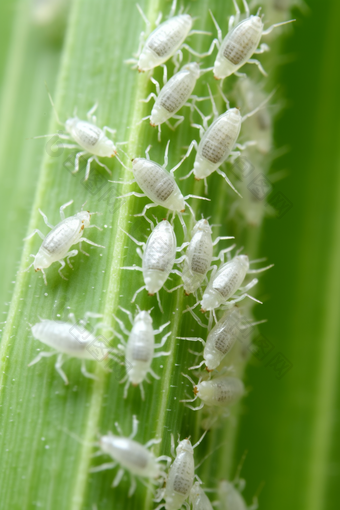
[0, 0, 339, 510]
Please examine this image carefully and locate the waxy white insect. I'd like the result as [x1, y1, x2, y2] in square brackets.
[182, 373, 245, 411]
[24, 200, 104, 284]
[126, 0, 212, 73]
[90, 415, 170, 496]
[111, 142, 208, 232]
[182, 219, 234, 296]
[210, 0, 294, 80]
[155, 432, 207, 510]
[219, 480, 258, 510]
[28, 312, 111, 384]
[140, 62, 202, 140]
[111, 307, 171, 399]
[121, 220, 187, 311]
[35, 90, 127, 180]
[180, 88, 270, 195]
[179, 307, 266, 372]
[190, 482, 214, 510]
[201, 255, 273, 313]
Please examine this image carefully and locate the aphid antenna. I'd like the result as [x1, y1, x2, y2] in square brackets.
[215, 83, 230, 110]
[168, 0, 178, 18]
[195, 441, 229, 470]
[192, 429, 207, 450]
[240, 318, 267, 330]
[241, 88, 277, 123]
[136, 3, 150, 27]
[262, 18, 296, 37]
[61, 426, 98, 448]
[44, 82, 63, 126]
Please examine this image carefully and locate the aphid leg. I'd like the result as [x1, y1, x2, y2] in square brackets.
[138, 383, 145, 400]
[134, 203, 159, 228]
[86, 102, 98, 123]
[246, 59, 268, 77]
[254, 43, 270, 55]
[93, 156, 112, 176]
[149, 368, 160, 380]
[187, 307, 209, 329]
[66, 249, 78, 268]
[212, 235, 234, 246]
[154, 320, 171, 336]
[171, 115, 185, 130]
[154, 330, 171, 348]
[128, 475, 137, 497]
[28, 350, 56, 367]
[81, 360, 98, 380]
[118, 305, 134, 326]
[140, 92, 158, 104]
[59, 199, 73, 220]
[57, 143, 79, 150]
[247, 263, 274, 274]
[181, 38, 218, 59]
[71, 150, 87, 174]
[132, 285, 146, 303]
[153, 349, 171, 359]
[162, 139, 171, 168]
[241, 0, 250, 18]
[112, 313, 130, 337]
[58, 260, 68, 281]
[90, 461, 117, 473]
[161, 64, 168, 85]
[38, 209, 54, 229]
[156, 292, 164, 313]
[178, 336, 205, 346]
[215, 168, 242, 197]
[168, 0, 177, 18]
[24, 229, 45, 241]
[172, 48, 183, 74]
[189, 359, 205, 371]
[130, 415, 139, 439]
[79, 238, 105, 250]
[262, 19, 296, 37]
[55, 353, 68, 385]
[209, 9, 223, 44]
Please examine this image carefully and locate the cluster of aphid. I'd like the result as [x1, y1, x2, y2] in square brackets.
[23, 0, 293, 507]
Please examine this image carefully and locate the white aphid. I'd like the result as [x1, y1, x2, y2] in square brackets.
[179, 308, 266, 371]
[141, 63, 201, 140]
[127, 0, 211, 72]
[155, 432, 206, 510]
[122, 220, 185, 309]
[112, 307, 171, 399]
[190, 482, 214, 510]
[201, 254, 274, 312]
[112, 143, 208, 230]
[24, 200, 104, 284]
[210, 0, 294, 80]
[91, 416, 170, 497]
[182, 219, 234, 295]
[36, 92, 126, 180]
[219, 480, 258, 510]
[28, 312, 111, 384]
[182, 374, 245, 411]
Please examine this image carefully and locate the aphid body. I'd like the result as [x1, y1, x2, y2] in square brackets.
[190, 482, 214, 510]
[142, 220, 177, 294]
[219, 480, 258, 510]
[195, 376, 245, 408]
[164, 438, 195, 510]
[214, 16, 263, 80]
[138, 15, 193, 71]
[150, 63, 200, 127]
[132, 158, 185, 213]
[203, 308, 242, 371]
[194, 108, 242, 180]
[182, 219, 213, 295]
[91, 416, 169, 496]
[113, 307, 171, 398]
[24, 200, 104, 284]
[65, 117, 117, 158]
[28, 312, 109, 384]
[201, 255, 250, 312]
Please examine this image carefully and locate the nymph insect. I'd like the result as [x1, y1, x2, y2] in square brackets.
[111, 142, 208, 232]
[28, 312, 111, 384]
[35, 89, 126, 180]
[24, 200, 104, 284]
[182, 373, 245, 412]
[218, 453, 258, 510]
[140, 62, 203, 141]
[182, 218, 235, 296]
[121, 220, 187, 310]
[180, 88, 270, 195]
[179, 308, 248, 371]
[190, 482, 214, 510]
[90, 415, 170, 496]
[210, 0, 294, 80]
[111, 307, 171, 399]
[200, 255, 273, 314]
[155, 431, 207, 510]
[126, 0, 212, 72]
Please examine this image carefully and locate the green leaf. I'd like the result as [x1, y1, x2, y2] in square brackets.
[0, 1, 286, 509]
